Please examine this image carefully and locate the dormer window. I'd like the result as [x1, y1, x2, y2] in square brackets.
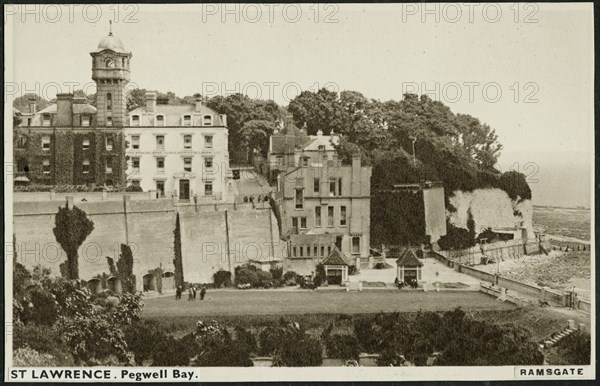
[318, 145, 326, 151]
[203, 115, 212, 126]
[156, 115, 165, 127]
[131, 115, 140, 126]
[82, 115, 90, 127]
[42, 114, 51, 127]
[183, 115, 192, 126]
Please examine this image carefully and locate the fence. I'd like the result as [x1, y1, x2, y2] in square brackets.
[433, 251, 586, 312]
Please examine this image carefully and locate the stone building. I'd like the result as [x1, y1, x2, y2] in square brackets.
[13, 29, 132, 188]
[274, 152, 372, 270]
[125, 93, 232, 202]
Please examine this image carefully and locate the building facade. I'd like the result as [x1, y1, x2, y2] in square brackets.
[125, 94, 232, 202]
[274, 154, 372, 269]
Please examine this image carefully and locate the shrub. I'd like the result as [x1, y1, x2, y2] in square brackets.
[13, 324, 74, 366]
[348, 265, 357, 275]
[283, 271, 298, 283]
[213, 270, 232, 288]
[13, 347, 58, 367]
[125, 185, 143, 192]
[152, 335, 195, 366]
[21, 288, 59, 326]
[258, 326, 287, 356]
[235, 264, 273, 288]
[234, 326, 257, 355]
[274, 336, 323, 367]
[124, 320, 168, 365]
[326, 334, 361, 360]
[270, 267, 283, 281]
[374, 262, 386, 269]
[354, 317, 382, 353]
[556, 331, 591, 365]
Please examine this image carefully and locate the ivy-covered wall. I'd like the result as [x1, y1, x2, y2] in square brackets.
[13, 127, 126, 188]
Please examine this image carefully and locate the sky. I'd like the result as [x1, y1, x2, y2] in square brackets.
[6, 3, 594, 207]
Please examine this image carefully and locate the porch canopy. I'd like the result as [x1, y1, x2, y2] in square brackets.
[322, 247, 350, 285]
[396, 248, 423, 283]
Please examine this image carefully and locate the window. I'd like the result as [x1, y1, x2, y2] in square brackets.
[204, 181, 213, 196]
[300, 217, 307, 229]
[314, 177, 320, 193]
[16, 135, 27, 149]
[321, 246, 325, 257]
[131, 115, 140, 126]
[131, 135, 140, 150]
[315, 206, 322, 227]
[42, 159, 50, 174]
[183, 157, 192, 172]
[203, 115, 212, 126]
[183, 135, 192, 149]
[299, 246, 304, 257]
[292, 246, 297, 257]
[132, 157, 140, 172]
[156, 157, 165, 172]
[329, 178, 342, 196]
[82, 138, 90, 150]
[352, 236, 361, 255]
[156, 135, 165, 150]
[82, 115, 90, 127]
[105, 137, 113, 151]
[204, 157, 213, 169]
[41, 135, 51, 150]
[295, 188, 303, 209]
[204, 135, 213, 148]
[106, 93, 112, 111]
[27, 118, 32, 126]
[292, 217, 298, 233]
[327, 206, 334, 227]
[183, 115, 191, 126]
[82, 159, 90, 174]
[156, 180, 165, 197]
[340, 206, 347, 226]
[107, 117, 112, 126]
[131, 180, 141, 187]
[306, 246, 311, 257]
[105, 157, 113, 174]
[156, 115, 165, 126]
[42, 114, 51, 126]
[313, 245, 318, 257]
[318, 145, 326, 151]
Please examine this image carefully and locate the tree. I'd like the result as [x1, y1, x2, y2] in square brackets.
[53, 204, 94, 280]
[240, 119, 277, 162]
[173, 213, 184, 288]
[106, 244, 135, 294]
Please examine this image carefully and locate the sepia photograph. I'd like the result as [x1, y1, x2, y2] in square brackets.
[4, 2, 595, 382]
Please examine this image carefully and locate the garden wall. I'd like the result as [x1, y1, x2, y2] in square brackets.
[13, 196, 281, 288]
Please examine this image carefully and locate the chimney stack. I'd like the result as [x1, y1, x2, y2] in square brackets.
[56, 93, 74, 126]
[27, 96, 36, 114]
[195, 94, 203, 112]
[145, 92, 157, 112]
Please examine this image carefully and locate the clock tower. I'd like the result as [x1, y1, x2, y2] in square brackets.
[91, 22, 132, 127]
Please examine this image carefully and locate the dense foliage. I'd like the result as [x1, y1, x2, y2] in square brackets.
[354, 309, 544, 366]
[235, 264, 274, 288]
[213, 270, 232, 288]
[555, 331, 591, 365]
[106, 243, 136, 294]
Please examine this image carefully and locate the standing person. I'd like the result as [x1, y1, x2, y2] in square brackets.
[188, 287, 193, 301]
[192, 286, 197, 300]
[200, 286, 206, 300]
[175, 286, 181, 300]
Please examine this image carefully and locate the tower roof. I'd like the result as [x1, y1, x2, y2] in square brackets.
[93, 33, 129, 54]
[92, 22, 129, 54]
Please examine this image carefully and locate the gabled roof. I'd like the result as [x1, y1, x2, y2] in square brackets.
[396, 249, 423, 267]
[270, 134, 310, 154]
[303, 134, 339, 152]
[322, 247, 349, 266]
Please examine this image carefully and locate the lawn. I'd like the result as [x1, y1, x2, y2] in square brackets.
[143, 290, 513, 318]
